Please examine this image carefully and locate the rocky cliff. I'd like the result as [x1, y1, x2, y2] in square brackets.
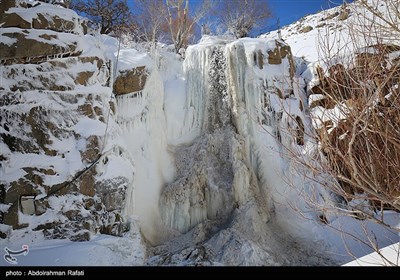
[0, 1, 137, 242]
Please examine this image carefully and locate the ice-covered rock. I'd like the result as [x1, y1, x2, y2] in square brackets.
[0, 1, 138, 243]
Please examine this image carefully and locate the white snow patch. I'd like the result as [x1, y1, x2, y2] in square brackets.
[73, 117, 106, 138]
[343, 242, 399, 266]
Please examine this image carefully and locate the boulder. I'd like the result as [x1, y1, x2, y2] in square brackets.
[32, 13, 76, 33]
[299, 26, 313, 33]
[113, 66, 148, 95]
[79, 169, 96, 197]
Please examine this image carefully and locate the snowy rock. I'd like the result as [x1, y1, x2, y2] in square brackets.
[0, 1, 88, 65]
[0, 1, 136, 241]
[0, 29, 82, 64]
[0, 1, 86, 35]
[113, 66, 148, 95]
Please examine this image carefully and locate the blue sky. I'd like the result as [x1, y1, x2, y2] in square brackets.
[129, 0, 354, 37]
[202, 0, 354, 35]
[267, 0, 354, 28]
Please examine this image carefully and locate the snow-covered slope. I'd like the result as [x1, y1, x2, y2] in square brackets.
[261, 0, 400, 265]
[261, 0, 400, 62]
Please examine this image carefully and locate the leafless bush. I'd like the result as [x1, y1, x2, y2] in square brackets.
[312, 1, 400, 213]
[72, 0, 133, 34]
[276, 0, 400, 265]
[213, 0, 272, 38]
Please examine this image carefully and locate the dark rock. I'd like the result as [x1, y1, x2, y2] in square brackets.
[32, 13, 76, 33]
[93, 106, 102, 116]
[78, 103, 94, 118]
[75, 71, 94, 85]
[38, 33, 57, 41]
[0, 0, 16, 14]
[79, 169, 96, 197]
[34, 199, 49, 215]
[0, 231, 7, 239]
[84, 198, 95, 210]
[0, 12, 31, 29]
[34, 222, 58, 231]
[0, 185, 5, 203]
[81, 136, 100, 163]
[109, 101, 116, 115]
[0, 30, 80, 63]
[299, 26, 313, 33]
[113, 66, 148, 95]
[69, 231, 91, 241]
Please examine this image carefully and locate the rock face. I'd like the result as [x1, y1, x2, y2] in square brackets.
[0, 0, 87, 65]
[0, 1, 134, 241]
[0, 29, 81, 64]
[113, 67, 148, 95]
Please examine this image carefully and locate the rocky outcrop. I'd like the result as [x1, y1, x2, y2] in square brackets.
[0, 0, 86, 34]
[0, 29, 81, 64]
[299, 26, 313, 33]
[113, 66, 148, 95]
[0, 1, 87, 65]
[0, 1, 133, 241]
[338, 8, 350, 21]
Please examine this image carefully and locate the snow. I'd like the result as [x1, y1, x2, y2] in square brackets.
[116, 49, 154, 72]
[0, 35, 17, 46]
[95, 154, 133, 182]
[74, 117, 106, 138]
[0, 27, 82, 50]
[0, 232, 145, 266]
[344, 242, 400, 266]
[2, 0, 399, 267]
[1, 152, 82, 190]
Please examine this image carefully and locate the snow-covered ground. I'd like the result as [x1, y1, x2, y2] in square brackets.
[344, 242, 399, 266]
[1, 230, 145, 266]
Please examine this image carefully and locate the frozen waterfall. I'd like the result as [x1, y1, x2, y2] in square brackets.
[115, 38, 342, 263]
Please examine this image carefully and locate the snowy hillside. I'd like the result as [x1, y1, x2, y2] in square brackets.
[1, 0, 399, 266]
[261, 0, 400, 62]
